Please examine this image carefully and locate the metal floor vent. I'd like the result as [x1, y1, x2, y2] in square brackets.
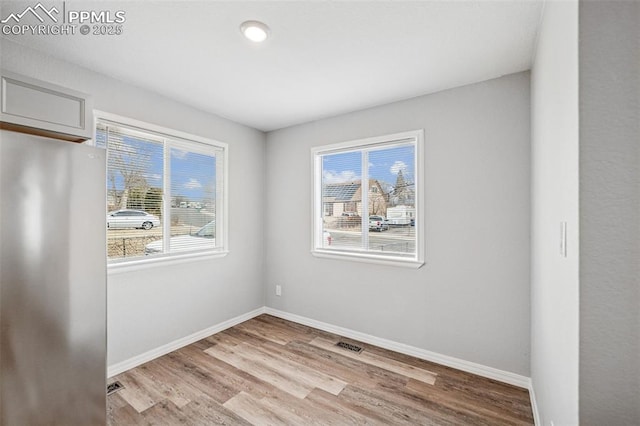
[336, 341, 363, 353]
[107, 381, 124, 396]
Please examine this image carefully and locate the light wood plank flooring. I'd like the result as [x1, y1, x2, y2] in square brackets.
[108, 315, 534, 425]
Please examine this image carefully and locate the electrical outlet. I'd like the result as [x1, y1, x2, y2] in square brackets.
[275, 285, 282, 296]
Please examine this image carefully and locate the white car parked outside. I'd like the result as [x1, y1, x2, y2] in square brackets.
[107, 209, 161, 230]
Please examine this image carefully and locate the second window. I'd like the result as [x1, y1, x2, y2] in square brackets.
[312, 130, 424, 266]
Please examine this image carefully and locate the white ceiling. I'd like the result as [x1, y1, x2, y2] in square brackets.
[2, 1, 544, 132]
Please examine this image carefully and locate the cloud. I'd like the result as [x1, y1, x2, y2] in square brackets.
[390, 161, 408, 175]
[171, 149, 188, 160]
[323, 170, 360, 184]
[183, 178, 202, 190]
[144, 173, 162, 182]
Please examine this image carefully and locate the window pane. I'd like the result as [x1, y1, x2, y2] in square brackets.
[95, 123, 107, 149]
[315, 137, 419, 262]
[99, 117, 227, 264]
[321, 151, 362, 250]
[367, 144, 415, 256]
[169, 147, 216, 253]
[104, 125, 164, 260]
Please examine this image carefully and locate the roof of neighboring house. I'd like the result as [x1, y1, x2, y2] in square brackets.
[323, 180, 384, 202]
[323, 182, 360, 201]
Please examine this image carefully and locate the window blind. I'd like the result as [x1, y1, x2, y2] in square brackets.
[97, 119, 224, 262]
[316, 137, 418, 260]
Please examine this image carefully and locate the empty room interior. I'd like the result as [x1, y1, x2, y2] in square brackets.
[0, 1, 638, 425]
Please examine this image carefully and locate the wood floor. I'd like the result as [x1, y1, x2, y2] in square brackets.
[107, 315, 533, 425]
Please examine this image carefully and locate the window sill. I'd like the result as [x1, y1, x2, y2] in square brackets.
[108, 250, 229, 274]
[311, 249, 424, 269]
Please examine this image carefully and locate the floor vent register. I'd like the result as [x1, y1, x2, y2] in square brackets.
[107, 381, 124, 396]
[336, 341, 364, 353]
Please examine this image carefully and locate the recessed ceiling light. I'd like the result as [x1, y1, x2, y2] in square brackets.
[240, 20, 270, 43]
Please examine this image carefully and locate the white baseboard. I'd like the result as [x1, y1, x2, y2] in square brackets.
[264, 307, 531, 389]
[529, 381, 541, 425]
[108, 305, 532, 393]
[107, 307, 266, 378]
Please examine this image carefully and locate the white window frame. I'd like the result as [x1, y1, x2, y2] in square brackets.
[311, 130, 425, 268]
[93, 111, 229, 273]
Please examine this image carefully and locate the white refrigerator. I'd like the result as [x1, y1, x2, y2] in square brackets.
[0, 129, 106, 425]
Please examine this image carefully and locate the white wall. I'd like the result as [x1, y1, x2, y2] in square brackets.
[531, 1, 579, 426]
[530, 1, 580, 424]
[0, 39, 267, 366]
[579, 1, 640, 424]
[265, 72, 531, 376]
